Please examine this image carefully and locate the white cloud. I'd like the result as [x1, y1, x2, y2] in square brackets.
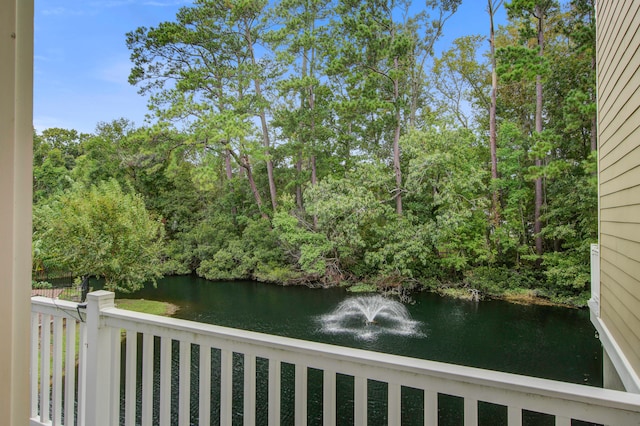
[88, 0, 134, 7]
[33, 115, 67, 132]
[41, 7, 86, 16]
[88, 0, 189, 7]
[98, 59, 134, 85]
[143, 0, 189, 6]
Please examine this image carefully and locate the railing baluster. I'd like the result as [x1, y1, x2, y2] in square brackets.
[244, 353, 256, 426]
[464, 397, 478, 426]
[110, 327, 121, 426]
[40, 314, 51, 424]
[125, 330, 137, 426]
[295, 364, 308, 426]
[77, 322, 87, 426]
[388, 382, 401, 426]
[555, 416, 571, 426]
[159, 337, 171, 426]
[199, 344, 212, 426]
[65, 319, 77, 426]
[354, 376, 367, 425]
[52, 316, 64, 425]
[220, 349, 233, 426]
[323, 369, 336, 426]
[424, 390, 437, 426]
[142, 333, 154, 426]
[30, 312, 39, 419]
[179, 340, 191, 426]
[268, 358, 281, 426]
[507, 406, 522, 426]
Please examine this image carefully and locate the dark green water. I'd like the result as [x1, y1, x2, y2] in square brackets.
[118, 275, 602, 425]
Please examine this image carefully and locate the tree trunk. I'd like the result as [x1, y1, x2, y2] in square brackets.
[308, 41, 319, 228]
[295, 155, 303, 209]
[309, 82, 319, 228]
[295, 52, 308, 210]
[245, 25, 278, 212]
[534, 5, 544, 257]
[225, 150, 237, 215]
[489, 0, 501, 227]
[243, 155, 267, 219]
[393, 58, 403, 216]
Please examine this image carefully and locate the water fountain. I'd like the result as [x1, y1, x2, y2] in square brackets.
[318, 295, 423, 340]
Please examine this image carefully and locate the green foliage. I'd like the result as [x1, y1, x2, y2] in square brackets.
[542, 251, 589, 290]
[33, 128, 87, 202]
[497, 45, 548, 83]
[403, 125, 491, 270]
[32, 281, 53, 289]
[34, 180, 165, 292]
[30, 0, 598, 305]
[197, 216, 286, 281]
[463, 266, 538, 295]
[429, 35, 489, 127]
[273, 209, 333, 275]
[347, 283, 377, 293]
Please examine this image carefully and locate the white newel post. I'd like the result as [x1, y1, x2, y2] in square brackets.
[84, 291, 116, 426]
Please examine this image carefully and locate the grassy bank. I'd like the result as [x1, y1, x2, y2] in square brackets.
[115, 299, 178, 316]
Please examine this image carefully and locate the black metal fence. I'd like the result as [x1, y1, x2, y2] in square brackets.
[31, 269, 82, 301]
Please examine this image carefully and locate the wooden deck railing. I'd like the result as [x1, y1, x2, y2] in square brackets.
[31, 291, 640, 425]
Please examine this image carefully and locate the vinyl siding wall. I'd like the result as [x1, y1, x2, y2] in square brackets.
[597, 0, 640, 381]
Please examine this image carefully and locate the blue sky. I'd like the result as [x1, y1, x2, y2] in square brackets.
[34, 0, 507, 134]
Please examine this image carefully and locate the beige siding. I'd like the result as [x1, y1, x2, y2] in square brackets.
[600, 183, 640, 212]
[597, 5, 640, 133]
[601, 204, 640, 223]
[598, 0, 640, 381]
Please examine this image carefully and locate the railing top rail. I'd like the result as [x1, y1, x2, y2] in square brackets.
[97, 304, 640, 414]
[31, 295, 84, 321]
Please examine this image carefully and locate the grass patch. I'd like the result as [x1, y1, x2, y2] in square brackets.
[115, 299, 178, 316]
[347, 283, 377, 293]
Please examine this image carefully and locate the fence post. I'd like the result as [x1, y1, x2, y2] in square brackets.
[84, 290, 116, 426]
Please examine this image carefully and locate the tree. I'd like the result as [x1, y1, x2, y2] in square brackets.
[33, 180, 165, 292]
[505, 0, 559, 257]
[403, 123, 490, 271]
[33, 128, 87, 202]
[266, 0, 333, 219]
[72, 119, 135, 188]
[488, 0, 503, 227]
[428, 35, 489, 129]
[327, 0, 455, 216]
[558, 0, 596, 153]
[127, 0, 279, 213]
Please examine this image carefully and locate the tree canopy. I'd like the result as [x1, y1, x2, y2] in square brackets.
[33, 0, 597, 305]
[34, 180, 164, 292]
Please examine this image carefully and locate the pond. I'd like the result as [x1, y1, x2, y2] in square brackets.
[117, 275, 602, 425]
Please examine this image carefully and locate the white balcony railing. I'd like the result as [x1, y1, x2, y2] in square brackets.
[31, 291, 640, 426]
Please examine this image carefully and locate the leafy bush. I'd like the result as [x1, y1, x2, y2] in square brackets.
[33, 179, 165, 292]
[463, 266, 538, 295]
[32, 280, 53, 289]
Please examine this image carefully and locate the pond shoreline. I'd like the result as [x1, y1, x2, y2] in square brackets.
[432, 287, 583, 308]
[110, 273, 588, 310]
[266, 278, 588, 308]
